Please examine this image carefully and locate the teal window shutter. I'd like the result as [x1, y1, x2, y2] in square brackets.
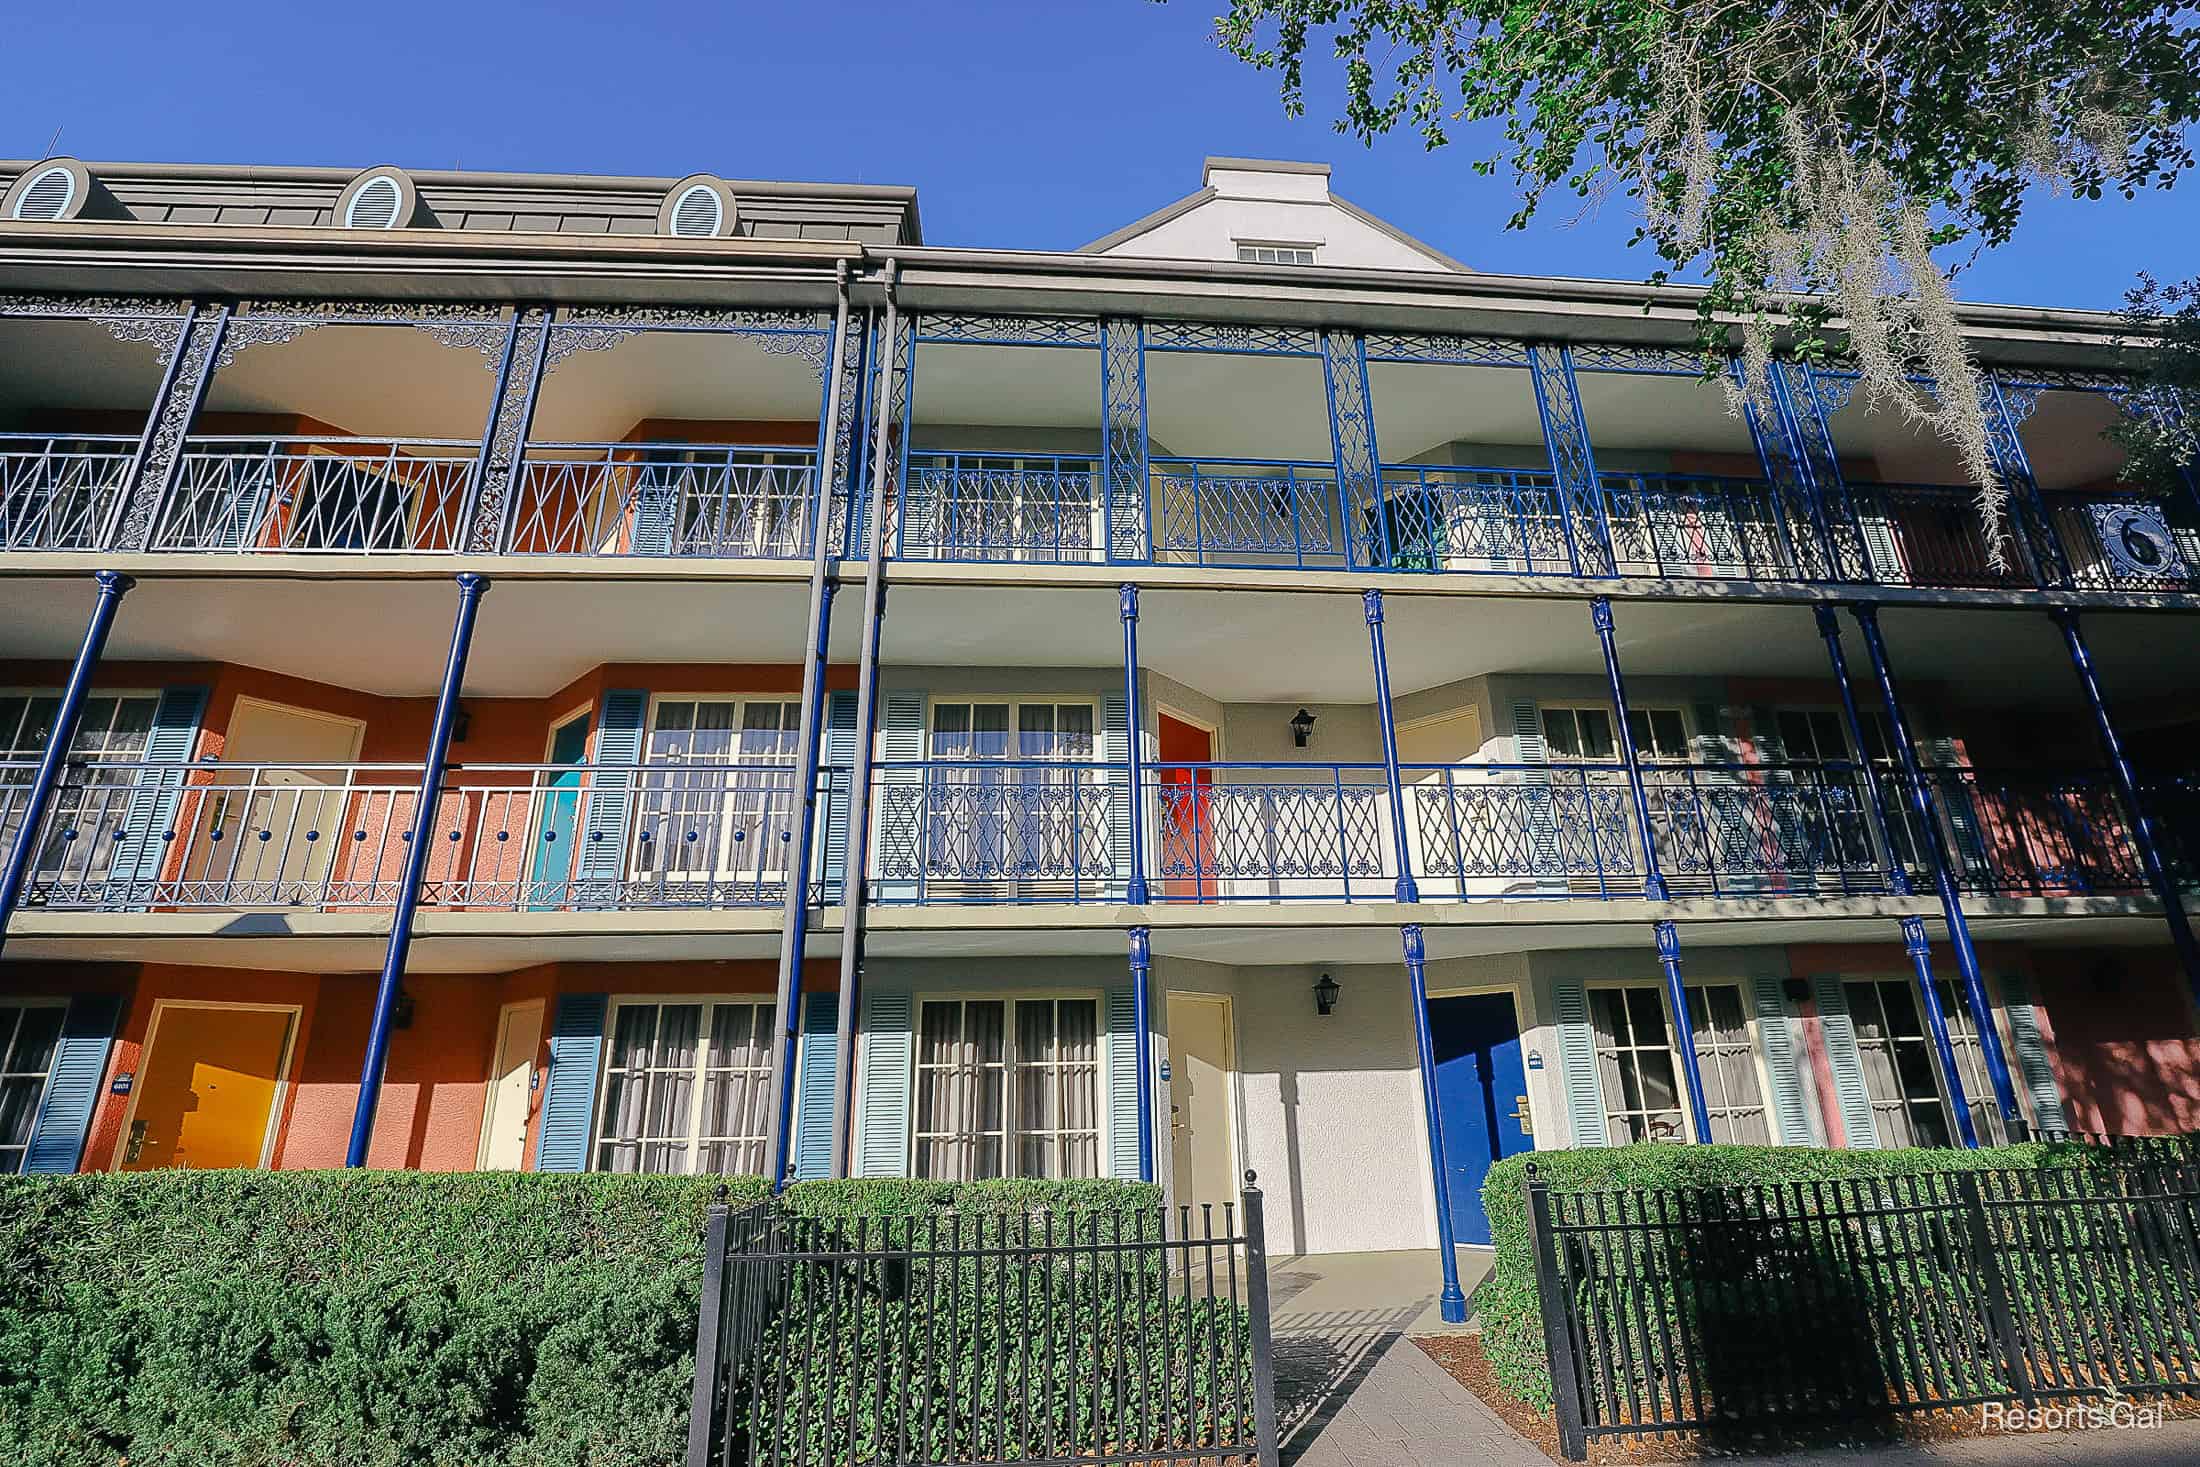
[1512, 700, 1564, 896]
[106, 685, 208, 902]
[536, 992, 607, 1172]
[1749, 976, 1812, 1145]
[579, 691, 647, 888]
[854, 984, 912, 1177]
[1104, 985, 1141, 1180]
[1997, 973, 2070, 1134]
[1811, 976, 1880, 1149]
[792, 991, 839, 1180]
[1551, 980, 1609, 1147]
[23, 993, 123, 1173]
[875, 691, 926, 903]
[821, 690, 857, 901]
[631, 456, 681, 556]
[1104, 692, 1131, 899]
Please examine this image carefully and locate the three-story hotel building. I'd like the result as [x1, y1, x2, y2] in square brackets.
[1, 153, 2194, 1318]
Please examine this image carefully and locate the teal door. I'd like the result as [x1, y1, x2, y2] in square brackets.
[532, 715, 591, 907]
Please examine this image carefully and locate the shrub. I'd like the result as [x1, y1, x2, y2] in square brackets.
[0, 1170, 1162, 1467]
[1476, 1139, 2152, 1414]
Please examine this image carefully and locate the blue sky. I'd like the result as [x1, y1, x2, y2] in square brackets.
[6, 0, 2189, 311]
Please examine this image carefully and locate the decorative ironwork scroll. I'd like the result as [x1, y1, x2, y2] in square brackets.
[1567, 342, 1708, 376]
[1361, 331, 1532, 369]
[914, 314, 1100, 348]
[468, 310, 551, 552]
[224, 300, 513, 368]
[1142, 320, 1321, 356]
[1775, 361, 1874, 582]
[113, 307, 233, 549]
[823, 307, 869, 555]
[0, 294, 191, 362]
[1322, 330, 1387, 567]
[1527, 343, 1615, 576]
[1981, 370, 2067, 586]
[545, 307, 834, 382]
[1099, 317, 1150, 562]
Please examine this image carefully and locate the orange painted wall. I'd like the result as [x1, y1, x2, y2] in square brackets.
[57, 956, 838, 1174]
[2029, 948, 2200, 1135]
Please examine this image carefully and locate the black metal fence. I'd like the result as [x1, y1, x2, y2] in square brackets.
[1526, 1162, 2200, 1459]
[687, 1183, 1281, 1467]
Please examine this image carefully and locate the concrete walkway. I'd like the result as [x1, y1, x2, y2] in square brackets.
[1263, 1249, 2200, 1467]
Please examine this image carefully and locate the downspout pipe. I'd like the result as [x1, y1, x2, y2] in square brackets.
[0, 571, 134, 954]
[815, 258, 900, 1183]
[346, 572, 488, 1167]
[766, 260, 853, 1182]
[1848, 601, 2022, 1134]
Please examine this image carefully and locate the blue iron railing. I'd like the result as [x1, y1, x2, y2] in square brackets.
[5, 756, 2169, 912]
[1149, 456, 1349, 568]
[897, 451, 1101, 562]
[507, 442, 818, 559]
[151, 437, 480, 553]
[0, 433, 137, 551]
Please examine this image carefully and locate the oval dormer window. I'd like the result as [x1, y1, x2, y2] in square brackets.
[344, 174, 404, 229]
[12, 163, 77, 221]
[657, 175, 736, 239]
[670, 182, 724, 239]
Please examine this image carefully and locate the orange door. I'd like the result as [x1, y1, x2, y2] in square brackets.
[1157, 714, 1215, 902]
[122, 1006, 294, 1170]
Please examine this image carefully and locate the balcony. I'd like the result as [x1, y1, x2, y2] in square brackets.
[0, 754, 2174, 917]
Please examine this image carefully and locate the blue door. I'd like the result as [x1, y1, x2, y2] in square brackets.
[532, 714, 591, 907]
[1430, 992, 1532, 1246]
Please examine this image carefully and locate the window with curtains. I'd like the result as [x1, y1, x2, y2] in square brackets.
[634, 698, 803, 892]
[1844, 978, 2000, 1149]
[924, 701, 1102, 890]
[592, 999, 773, 1174]
[1684, 984, 1771, 1143]
[0, 1000, 65, 1173]
[0, 692, 161, 884]
[1589, 986, 1688, 1144]
[913, 997, 1101, 1180]
[1541, 705, 1691, 763]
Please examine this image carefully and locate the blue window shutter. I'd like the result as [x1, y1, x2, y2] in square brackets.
[579, 691, 646, 888]
[1750, 976, 1812, 1145]
[854, 984, 912, 1177]
[791, 991, 839, 1180]
[1551, 980, 1608, 1148]
[1104, 692, 1131, 898]
[1812, 976, 1880, 1149]
[107, 686, 209, 902]
[821, 690, 857, 901]
[536, 992, 607, 1172]
[875, 691, 926, 903]
[1105, 985, 1142, 1180]
[1998, 973, 2070, 1134]
[1513, 700, 1564, 895]
[23, 993, 123, 1173]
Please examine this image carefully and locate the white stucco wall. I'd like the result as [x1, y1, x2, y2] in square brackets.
[1093, 160, 1461, 273]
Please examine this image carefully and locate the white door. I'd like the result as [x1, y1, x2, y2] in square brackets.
[201, 699, 366, 896]
[1167, 993, 1238, 1215]
[478, 999, 545, 1170]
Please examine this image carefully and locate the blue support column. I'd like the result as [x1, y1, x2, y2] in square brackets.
[1363, 590, 1419, 902]
[1980, 373, 2071, 589]
[1654, 920, 1716, 1143]
[1848, 602, 2022, 1134]
[0, 571, 133, 954]
[1590, 597, 1715, 1142]
[1100, 318, 1151, 563]
[1812, 605, 1912, 896]
[1120, 584, 1151, 904]
[1323, 330, 1389, 569]
[2050, 607, 2200, 1000]
[346, 572, 488, 1167]
[1403, 923, 1468, 1323]
[1129, 924, 1154, 1183]
[1902, 915, 1981, 1149]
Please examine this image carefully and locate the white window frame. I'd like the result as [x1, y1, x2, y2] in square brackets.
[1682, 982, 1776, 1145]
[1842, 974, 2001, 1149]
[636, 694, 805, 888]
[919, 450, 1104, 563]
[908, 989, 1107, 1182]
[1541, 703, 1693, 764]
[1584, 979, 1773, 1146]
[587, 994, 777, 1176]
[1234, 241, 1319, 265]
[0, 996, 67, 1174]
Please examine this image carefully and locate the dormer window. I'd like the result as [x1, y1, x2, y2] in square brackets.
[1237, 241, 1318, 265]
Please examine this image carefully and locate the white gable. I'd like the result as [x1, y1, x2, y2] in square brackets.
[1084, 157, 1466, 273]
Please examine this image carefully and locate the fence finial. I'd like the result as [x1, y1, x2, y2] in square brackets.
[1243, 1169, 1259, 1192]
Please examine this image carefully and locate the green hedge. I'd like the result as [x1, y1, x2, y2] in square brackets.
[0, 1170, 1159, 1467]
[1477, 1139, 2152, 1414]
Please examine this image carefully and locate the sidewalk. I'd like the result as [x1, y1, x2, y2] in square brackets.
[1263, 1249, 2200, 1467]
